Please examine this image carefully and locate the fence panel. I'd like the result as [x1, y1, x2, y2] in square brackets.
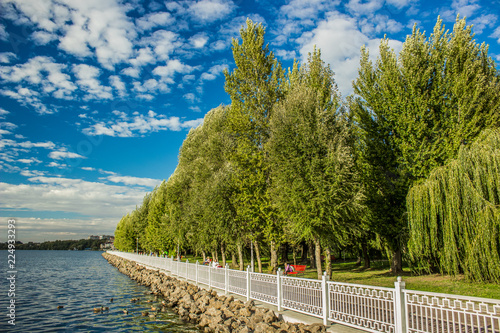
[177, 261, 187, 279]
[328, 281, 396, 333]
[210, 267, 226, 290]
[187, 262, 196, 282]
[228, 269, 247, 297]
[405, 290, 500, 333]
[282, 276, 323, 318]
[250, 272, 277, 305]
[198, 265, 209, 286]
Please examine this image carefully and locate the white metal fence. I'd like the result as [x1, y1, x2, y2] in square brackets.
[107, 251, 500, 333]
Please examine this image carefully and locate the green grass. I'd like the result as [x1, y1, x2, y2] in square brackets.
[177, 255, 500, 300]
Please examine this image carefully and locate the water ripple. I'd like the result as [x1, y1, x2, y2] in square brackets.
[0, 250, 200, 332]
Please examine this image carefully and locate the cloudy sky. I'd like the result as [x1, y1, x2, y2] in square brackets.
[0, 0, 499, 242]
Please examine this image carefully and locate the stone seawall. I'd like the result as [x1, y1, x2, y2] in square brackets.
[103, 253, 326, 333]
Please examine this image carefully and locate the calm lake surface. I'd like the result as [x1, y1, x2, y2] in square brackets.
[0, 250, 200, 332]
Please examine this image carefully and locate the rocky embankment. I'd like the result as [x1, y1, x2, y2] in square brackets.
[103, 253, 326, 333]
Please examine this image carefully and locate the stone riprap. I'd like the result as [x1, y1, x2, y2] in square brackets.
[103, 253, 326, 333]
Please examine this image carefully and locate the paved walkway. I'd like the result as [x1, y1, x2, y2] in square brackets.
[146, 264, 365, 333]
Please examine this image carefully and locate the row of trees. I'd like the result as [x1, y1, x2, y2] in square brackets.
[115, 16, 500, 282]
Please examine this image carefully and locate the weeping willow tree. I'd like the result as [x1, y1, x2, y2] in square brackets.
[407, 129, 500, 282]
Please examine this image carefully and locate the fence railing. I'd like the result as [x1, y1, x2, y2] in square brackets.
[107, 251, 500, 333]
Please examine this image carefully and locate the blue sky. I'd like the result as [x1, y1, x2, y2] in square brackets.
[0, 0, 499, 242]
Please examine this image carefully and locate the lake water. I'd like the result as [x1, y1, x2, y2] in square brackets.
[0, 250, 200, 332]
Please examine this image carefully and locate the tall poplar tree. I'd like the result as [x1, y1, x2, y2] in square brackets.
[352, 16, 500, 273]
[223, 18, 285, 272]
[270, 48, 363, 279]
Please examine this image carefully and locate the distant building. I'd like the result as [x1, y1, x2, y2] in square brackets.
[89, 235, 114, 240]
[100, 241, 116, 250]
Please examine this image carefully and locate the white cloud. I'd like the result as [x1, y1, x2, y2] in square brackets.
[49, 149, 86, 160]
[0, 56, 77, 99]
[4, 0, 137, 69]
[136, 11, 174, 31]
[20, 169, 45, 177]
[81, 166, 95, 171]
[346, 0, 384, 16]
[0, 176, 151, 219]
[0, 24, 8, 41]
[385, 0, 412, 9]
[188, 0, 236, 24]
[106, 175, 161, 187]
[153, 59, 195, 84]
[184, 92, 197, 103]
[189, 33, 209, 48]
[121, 67, 141, 78]
[299, 11, 403, 97]
[73, 64, 113, 100]
[18, 141, 56, 149]
[140, 30, 181, 61]
[359, 15, 404, 35]
[281, 0, 339, 20]
[491, 26, 500, 43]
[0, 52, 17, 64]
[276, 49, 297, 60]
[128, 47, 156, 68]
[17, 158, 41, 164]
[452, 0, 480, 18]
[0, 108, 9, 119]
[82, 110, 204, 137]
[469, 14, 497, 35]
[200, 63, 227, 82]
[48, 161, 68, 168]
[31, 30, 57, 45]
[440, 0, 481, 21]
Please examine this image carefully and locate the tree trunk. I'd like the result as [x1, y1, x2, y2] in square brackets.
[270, 240, 278, 274]
[237, 242, 244, 270]
[292, 246, 297, 266]
[362, 241, 370, 269]
[325, 247, 332, 278]
[313, 236, 322, 279]
[355, 251, 362, 266]
[202, 251, 206, 263]
[221, 243, 226, 267]
[231, 252, 237, 269]
[390, 248, 402, 274]
[282, 243, 289, 265]
[308, 241, 316, 268]
[300, 242, 307, 264]
[211, 251, 217, 263]
[254, 240, 262, 273]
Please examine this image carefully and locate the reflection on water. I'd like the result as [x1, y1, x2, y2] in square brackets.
[0, 250, 200, 332]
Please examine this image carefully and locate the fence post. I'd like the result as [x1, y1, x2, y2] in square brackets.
[195, 261, 199, 286]
[277, 268, 282, 311]
[225, 264, 229, 295]
[394, 276, 407, 333]
[186, 259, 189, 280]
[246, 265, 251, 301]
[322, 272, 330, 326]
[209, 266, 212, 288]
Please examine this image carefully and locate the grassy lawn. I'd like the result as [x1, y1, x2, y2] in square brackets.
[176, 254, 500, 300]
